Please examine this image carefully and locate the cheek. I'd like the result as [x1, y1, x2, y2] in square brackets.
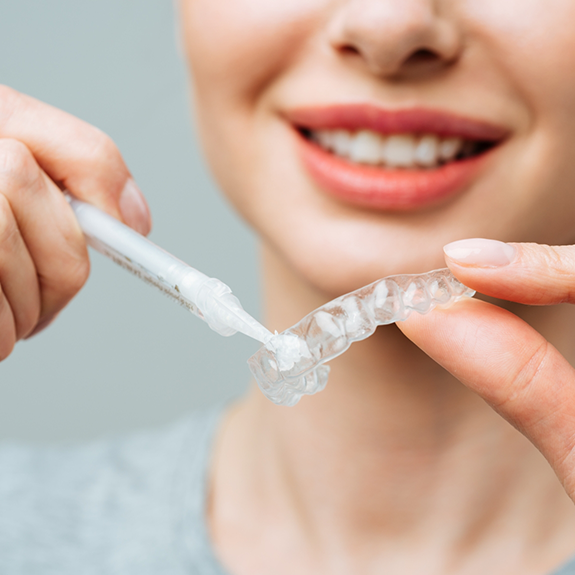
[181, 0, 325, 105]
[464, 1, 575, 153]
[463, 0, 575, 238]
[463, 0, 575, 64]
[179, 0, 330, 226]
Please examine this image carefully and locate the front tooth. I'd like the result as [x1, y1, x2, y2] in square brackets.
[331, 130, 352, 157]
[382, 135, 416, 167]
[438, 137, 463, 161]
[349, 130, 381, 164]
[316, 130, 335, 150]
[414, 134, 439, 167]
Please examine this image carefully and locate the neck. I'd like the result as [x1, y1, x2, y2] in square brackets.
[209, 246, 575, 574]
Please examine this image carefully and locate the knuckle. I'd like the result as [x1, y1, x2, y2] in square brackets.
[88, 129, 122, 166]
[499, 340, 550, 409]
[0, 138, 37, 187]
[69, 256, 90, 292]
[36, 221, 90, 309]
[35, 252, 89, 319]
[38, 256, 89, 317]
[83, 129, 127, 195]
[58, 253, 90, 298]
[0, 194, 19, 248]
[540, 245, 570, 270]
[528, 244, 575, 275]
[533, 245, 575, 303]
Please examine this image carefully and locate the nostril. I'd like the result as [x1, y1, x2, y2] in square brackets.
[339, 44, 361, 56]
[405, 48, 440, 66]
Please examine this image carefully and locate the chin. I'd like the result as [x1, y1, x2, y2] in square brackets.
[261, 217, 453, 298]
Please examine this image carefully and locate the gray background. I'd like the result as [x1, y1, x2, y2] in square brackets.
[0, 0, 261, 442]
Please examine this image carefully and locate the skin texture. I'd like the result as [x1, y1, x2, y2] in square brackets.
[3, 0, 575, 573]
[179, 0, 575, 574]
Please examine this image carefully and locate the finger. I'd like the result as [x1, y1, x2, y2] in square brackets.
[24, 312, 59, 340]
[0, 193, 40, 339]
[442, 238, 575, 306]
[0, 85, 151, 235]
[397, 298, 575, 496]
[0, 288, 17, 360]
[0, 139, 90, 320]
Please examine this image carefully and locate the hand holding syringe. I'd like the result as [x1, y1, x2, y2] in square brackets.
[66, 193, 273, 344]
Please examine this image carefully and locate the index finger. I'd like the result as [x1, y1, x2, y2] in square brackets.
[0, 85, 151, 234]
[441, 238, 575, 306]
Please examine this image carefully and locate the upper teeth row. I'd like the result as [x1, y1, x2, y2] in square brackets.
[311, 129, 466, 168]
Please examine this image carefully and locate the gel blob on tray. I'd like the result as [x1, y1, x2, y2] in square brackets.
[248, 269, 475, 407]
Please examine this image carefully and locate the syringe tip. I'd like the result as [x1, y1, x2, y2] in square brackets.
[198, 285, 272, 343]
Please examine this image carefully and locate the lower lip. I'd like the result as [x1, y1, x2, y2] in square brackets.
[295, 131, 490, 211]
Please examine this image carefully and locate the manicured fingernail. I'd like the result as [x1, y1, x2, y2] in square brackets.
[119, 179, 152, 235]
[444, 238, 517, 267]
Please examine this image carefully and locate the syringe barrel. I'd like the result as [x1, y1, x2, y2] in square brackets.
[67, 195, 235, 335]
[66, 194, 272, 342]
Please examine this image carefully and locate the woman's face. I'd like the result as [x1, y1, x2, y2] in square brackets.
[181, 0, 575, 296]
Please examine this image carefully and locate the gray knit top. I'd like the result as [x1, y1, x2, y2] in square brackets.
[0, 406, 574, 574]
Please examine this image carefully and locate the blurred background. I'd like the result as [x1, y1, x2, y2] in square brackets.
[0, 0, 261, 441]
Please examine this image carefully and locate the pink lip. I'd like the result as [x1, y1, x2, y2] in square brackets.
[288, 104, 509, 141]
[285, 104, 509, 211]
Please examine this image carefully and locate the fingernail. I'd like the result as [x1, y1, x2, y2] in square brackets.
[444, 238, 517, 267]
[119, 179, 152, 236]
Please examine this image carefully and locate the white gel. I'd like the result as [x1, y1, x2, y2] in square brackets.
[266, 333, 312, 371]
[248, 268, 474, 407]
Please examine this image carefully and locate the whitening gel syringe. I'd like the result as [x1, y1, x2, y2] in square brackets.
[66, 194, 272, 344]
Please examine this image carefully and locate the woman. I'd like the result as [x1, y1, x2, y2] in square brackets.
[1, 0, 575, 573]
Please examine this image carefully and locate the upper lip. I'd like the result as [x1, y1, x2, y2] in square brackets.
[285, 104, 510, 142]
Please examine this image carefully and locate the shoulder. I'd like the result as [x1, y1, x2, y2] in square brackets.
[0, 406, 225, 574]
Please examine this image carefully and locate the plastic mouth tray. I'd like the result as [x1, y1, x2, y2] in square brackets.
[248, 269, 474, 406]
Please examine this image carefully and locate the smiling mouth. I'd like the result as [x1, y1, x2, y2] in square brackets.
[286, 105, 508, 210]
[299, 127, 495, 170]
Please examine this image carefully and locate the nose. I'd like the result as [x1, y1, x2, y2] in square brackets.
[328, 0, 463, 79]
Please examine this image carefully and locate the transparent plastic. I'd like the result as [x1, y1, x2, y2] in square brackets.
[248, 269, 475, 406]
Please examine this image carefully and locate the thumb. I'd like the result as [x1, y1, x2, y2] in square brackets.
[397, 298, 575, 498]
